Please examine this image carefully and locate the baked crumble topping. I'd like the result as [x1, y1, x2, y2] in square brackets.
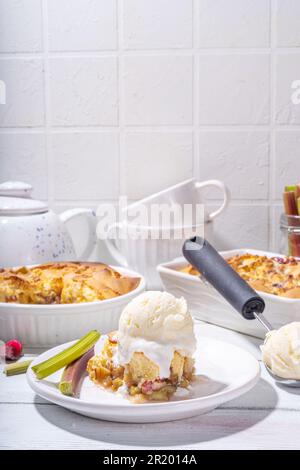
[179, 253, 300, 298]
[0, 262, 140, 304]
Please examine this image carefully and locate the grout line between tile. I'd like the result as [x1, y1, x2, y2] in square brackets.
[192, 0, 199, 180]
[2, 48, 300, 60]
[117, 0, 124, 197]
[4, 125, 300, 133]
[52, 199, 276, 206]
[269, 0, 277, 251]
[41, 0, 53, 206]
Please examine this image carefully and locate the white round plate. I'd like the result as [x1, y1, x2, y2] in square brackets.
[27, 335, 260, 423]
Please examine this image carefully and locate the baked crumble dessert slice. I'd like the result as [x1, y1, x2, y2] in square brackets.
[87, 332, 195, 402]
[123, 349, 195, 402]
[87, 332, 124, 392]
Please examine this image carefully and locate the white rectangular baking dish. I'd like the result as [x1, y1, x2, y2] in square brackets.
[0, 266, 145, 347]
[157, 249, 300, 339]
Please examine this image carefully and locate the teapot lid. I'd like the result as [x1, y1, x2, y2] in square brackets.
[0, 181, 48, 215]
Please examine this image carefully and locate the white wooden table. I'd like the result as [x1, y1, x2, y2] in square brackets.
[1, 322, 300, 450]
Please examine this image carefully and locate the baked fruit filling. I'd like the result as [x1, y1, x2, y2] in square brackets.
[87, 332, 195, 403]
[87, 333, 124, 392]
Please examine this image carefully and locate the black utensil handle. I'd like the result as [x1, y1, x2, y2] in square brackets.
[182, 236, 265, 320]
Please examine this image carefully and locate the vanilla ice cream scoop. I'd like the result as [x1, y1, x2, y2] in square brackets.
[261, 322, 300, 379]
[117, 291, 196, 377]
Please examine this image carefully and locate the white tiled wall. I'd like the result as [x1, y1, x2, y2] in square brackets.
[1, 0, 300, 253]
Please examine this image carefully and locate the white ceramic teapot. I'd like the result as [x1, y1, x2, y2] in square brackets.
[0, 181, 96, 267]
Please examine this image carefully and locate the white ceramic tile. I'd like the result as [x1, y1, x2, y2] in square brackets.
[210, 204, 269, 251]
[275, 0, 300, 47]
[275, 54, 300, 124]
[198, 131, 269, 199]
[1, 0, 300, 255]
[198, 0, 270, 48]
[49, 58, 118, 126]
[274, 130, 300, 199]
[121, 132, 193, 199]
[0, 133, 47, 199]
[198, 54, 270, 125]
[48, 0, 117, 51]
[123, 56, 193, 126]
[123, 0, 193, 50]
[0, 0, 42, 52]
[0, 60, 44, 127]
[52, 132, 119, 200]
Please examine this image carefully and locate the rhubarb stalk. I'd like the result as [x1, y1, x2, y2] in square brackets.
[31, 330, 100, 380]
[4, 359, 33, 376]
[285, 185, 297, 193]
[59, 348, 94, 397]
[283, 191, 298, 215]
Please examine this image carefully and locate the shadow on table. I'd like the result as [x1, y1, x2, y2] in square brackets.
[276, 383, 300, 395]
[34, 377, 278, 448]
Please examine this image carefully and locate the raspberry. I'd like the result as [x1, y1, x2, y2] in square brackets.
[5, 339, 23, 361]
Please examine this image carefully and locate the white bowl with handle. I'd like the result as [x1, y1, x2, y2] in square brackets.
[102, 178, 229, 288]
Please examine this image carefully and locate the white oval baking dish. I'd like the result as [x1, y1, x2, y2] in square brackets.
[157, 249, 300, 339]
[0, 266, 145, 347]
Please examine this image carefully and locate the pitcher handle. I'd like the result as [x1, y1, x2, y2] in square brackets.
[194, 179, 230, 221]
[59, 208, 96, 260]
[102, 222, 128, 267]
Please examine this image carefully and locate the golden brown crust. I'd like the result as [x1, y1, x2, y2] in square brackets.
[0, 262, 140, 304]
[178, 254, 300, 298]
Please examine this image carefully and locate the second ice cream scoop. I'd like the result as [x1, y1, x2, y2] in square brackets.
[182, 236, 300, 387]
[261, 322, 300, 385]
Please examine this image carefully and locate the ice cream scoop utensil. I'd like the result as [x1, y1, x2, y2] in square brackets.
[183, 237, 268, 329]
[182, 236, 300, 387]
[264, 365, 300, 387]
[252, 312, 272, 332]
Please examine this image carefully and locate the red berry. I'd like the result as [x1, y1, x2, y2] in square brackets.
[5, 339, 23, 361]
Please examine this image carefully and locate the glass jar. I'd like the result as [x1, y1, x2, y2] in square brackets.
[279, 214, 300, 257]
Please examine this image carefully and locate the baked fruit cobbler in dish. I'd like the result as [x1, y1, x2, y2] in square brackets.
[179, 253, 300, 299]
[87, 291, 196, 402]
[0, 262, 140, 304]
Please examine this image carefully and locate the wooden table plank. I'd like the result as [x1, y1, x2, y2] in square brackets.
[1, 322, 300, 450]
[0, 404, 299, 450]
